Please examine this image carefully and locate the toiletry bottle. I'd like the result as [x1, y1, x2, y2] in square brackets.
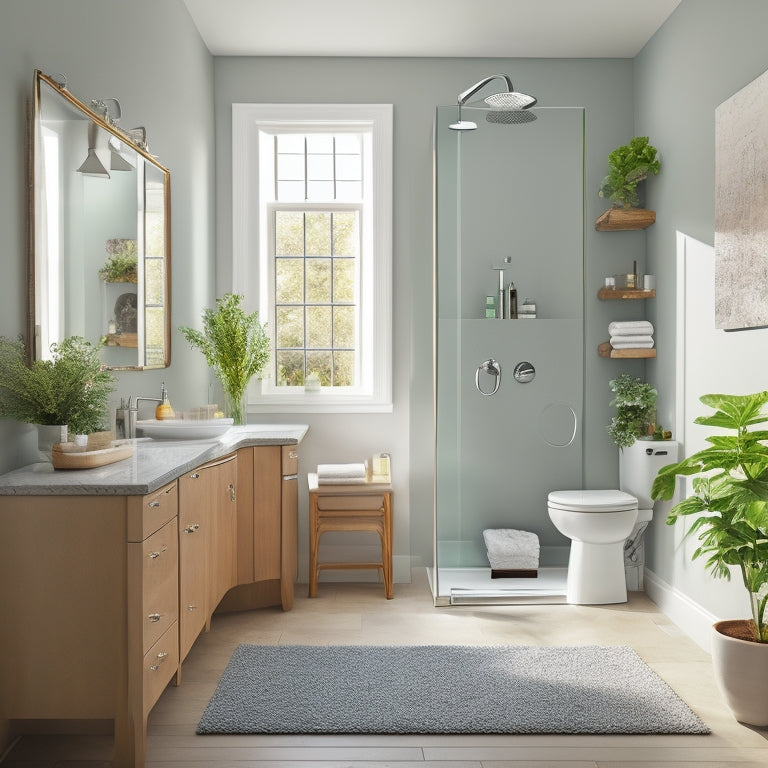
[507, 281, 518, 319]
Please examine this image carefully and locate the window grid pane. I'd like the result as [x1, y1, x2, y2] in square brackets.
[273, 207, 359, 387]
[275, 134, 363, 203]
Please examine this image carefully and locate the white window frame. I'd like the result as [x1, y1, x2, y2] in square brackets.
[232, 103, 393, 413]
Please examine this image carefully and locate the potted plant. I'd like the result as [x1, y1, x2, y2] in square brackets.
[0, 335, 116, 458]
[607, 374, 657, 448]
[179, 293, 270, 425]
[99, 238, 138, 283]
[651, 391, 768, 726]
[599, 136, 660, 209]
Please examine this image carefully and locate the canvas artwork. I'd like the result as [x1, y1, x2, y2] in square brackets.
[715, 67, 768, 330]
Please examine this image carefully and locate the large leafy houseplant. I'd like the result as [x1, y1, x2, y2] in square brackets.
[0, 335, 116, 435]
[599, 136, 660, 209]
[178, 293, 270, 425]
[608, 374, 657, 448]
[651, 392, 768, 644]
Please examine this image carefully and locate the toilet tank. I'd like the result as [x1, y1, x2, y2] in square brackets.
[619, 440, 679, 508]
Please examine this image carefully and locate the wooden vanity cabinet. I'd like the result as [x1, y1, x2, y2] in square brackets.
[0, 479, 180, 768]
[0, 440, 298, 768]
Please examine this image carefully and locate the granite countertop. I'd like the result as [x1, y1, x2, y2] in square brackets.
[0, 424, 309, 496]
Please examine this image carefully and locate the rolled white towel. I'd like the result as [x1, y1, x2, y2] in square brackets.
[608, 320, 654, 336]
[611, 340, 655, 349]
[483, 529, 540, 571]
[609, 334, 654, 346]
[317, 463, 367, 482]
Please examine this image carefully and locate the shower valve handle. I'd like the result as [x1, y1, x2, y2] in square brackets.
[475, 358, 501, 396]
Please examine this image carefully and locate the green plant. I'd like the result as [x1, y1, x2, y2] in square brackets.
[178, 293, 270, 424]
[599, 136, 660, 209]
[607, 373, 657, 448]
[99, 239, 138, 282]
[652, 392, 768, 643]
[0, 335, 116, 434]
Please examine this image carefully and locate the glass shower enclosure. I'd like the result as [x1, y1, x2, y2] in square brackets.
[432, 105, 585, 605]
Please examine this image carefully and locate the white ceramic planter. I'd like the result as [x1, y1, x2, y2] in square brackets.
[711, 620, 768, 726]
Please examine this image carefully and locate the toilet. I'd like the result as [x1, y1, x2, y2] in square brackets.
[548, 440, 679, 605]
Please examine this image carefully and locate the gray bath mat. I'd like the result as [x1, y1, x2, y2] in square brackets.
[197, 644, 709, 735]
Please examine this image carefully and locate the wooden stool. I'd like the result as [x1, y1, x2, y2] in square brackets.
[308, 472, 393, 599]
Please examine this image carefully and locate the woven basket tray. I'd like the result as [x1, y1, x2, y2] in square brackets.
[51, 441, 133, 470]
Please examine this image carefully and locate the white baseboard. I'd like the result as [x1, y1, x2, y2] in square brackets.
[644, 568, 717, 653]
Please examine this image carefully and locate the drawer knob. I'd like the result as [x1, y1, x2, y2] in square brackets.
[191, 472, 200, 479]
[183, 523, 200, 534]
[148, 613, 162, 623]
[229, 483, 236, 502]
[150, 651, 168, 671]
[289, 451, 298, 460]
[149, 500, 161, 508]
[187, 604, 197, 611]
[148, 544, 168, 559]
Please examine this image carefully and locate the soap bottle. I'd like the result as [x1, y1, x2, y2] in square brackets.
[155, 382, 176, 420]
[507, 282, 518, 319]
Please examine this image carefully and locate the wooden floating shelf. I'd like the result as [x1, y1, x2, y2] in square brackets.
[595, 208, 656, 231]
[105, 332, 138, 348]
[598, 342, 657, 359]
[598, 288, 656, 300]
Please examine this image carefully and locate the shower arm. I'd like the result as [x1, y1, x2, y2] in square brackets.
[456, 74, 514, 106]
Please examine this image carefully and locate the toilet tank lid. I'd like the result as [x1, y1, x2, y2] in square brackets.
[548, 489, 638, 511]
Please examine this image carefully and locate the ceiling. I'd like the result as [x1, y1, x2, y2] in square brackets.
[182, 0, 681, 58]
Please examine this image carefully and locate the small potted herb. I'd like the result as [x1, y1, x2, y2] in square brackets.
[607, 373, 657, 448]
[0, 335, 116, 456]
[599, 136, 660, 209]
[179, 294, 270, 425]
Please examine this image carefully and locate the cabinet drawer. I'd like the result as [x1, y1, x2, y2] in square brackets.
[128, 480, 179, 542]
[141, 517, 178, 654]
[282, 444, 299, 476]
[142, 621, 179, 716]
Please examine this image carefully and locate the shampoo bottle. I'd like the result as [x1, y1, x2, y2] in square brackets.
[507, 281, 518, 319]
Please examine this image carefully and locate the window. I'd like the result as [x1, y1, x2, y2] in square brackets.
[233, 104, 392, 412]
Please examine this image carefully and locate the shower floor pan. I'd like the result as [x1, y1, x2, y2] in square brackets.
[429, 566, 568, 606]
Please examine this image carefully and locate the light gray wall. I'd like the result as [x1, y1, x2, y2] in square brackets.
[635, 0, 768, 614]
[214, 57, 639, 574]
[0, 0, 215, 474]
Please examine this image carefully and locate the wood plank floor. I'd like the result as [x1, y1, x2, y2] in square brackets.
[3, 569, 767, 767]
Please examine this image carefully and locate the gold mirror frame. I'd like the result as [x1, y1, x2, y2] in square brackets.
[29, 70, 171, 370]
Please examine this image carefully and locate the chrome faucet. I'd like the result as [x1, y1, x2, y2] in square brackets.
[115, 383, 168, 439]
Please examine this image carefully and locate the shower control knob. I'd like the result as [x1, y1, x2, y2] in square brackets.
[513, 361, 535, 383]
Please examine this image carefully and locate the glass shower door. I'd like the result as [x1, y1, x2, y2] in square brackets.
[433, 106, 585, 604]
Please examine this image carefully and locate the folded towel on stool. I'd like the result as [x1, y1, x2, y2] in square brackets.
[483, 529, 540, 577]
[317, 463, 367, 484]
[608, 320, 654, 336]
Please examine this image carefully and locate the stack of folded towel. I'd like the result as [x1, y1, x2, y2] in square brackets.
[483, 528, 540, 578]
[317, 462, 367, 485]
[608, 320, 654, 350]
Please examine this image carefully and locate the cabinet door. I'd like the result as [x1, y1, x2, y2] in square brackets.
[178, 469, 210, 661]
[209, 453, 238, 609]
[252, 446, 282, 582]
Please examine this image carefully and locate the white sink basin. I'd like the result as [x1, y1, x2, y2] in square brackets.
[136, 418, 234, 440]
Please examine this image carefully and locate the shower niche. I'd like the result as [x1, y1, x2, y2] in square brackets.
[433, 104, 585, 604]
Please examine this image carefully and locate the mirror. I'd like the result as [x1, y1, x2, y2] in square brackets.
[29, 70, 171, 370]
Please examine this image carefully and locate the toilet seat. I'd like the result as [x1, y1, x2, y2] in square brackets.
[547, 489, 637, 512]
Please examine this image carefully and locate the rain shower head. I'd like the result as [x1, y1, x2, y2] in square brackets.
[486, 109, 537, 125]
[448, 73, 537, 131]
